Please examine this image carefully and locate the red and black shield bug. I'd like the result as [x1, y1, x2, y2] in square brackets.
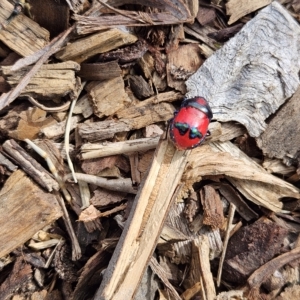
[169, 97, 213, 150]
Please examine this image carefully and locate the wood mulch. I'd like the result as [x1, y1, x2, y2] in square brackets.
[1, 0, 300, 299]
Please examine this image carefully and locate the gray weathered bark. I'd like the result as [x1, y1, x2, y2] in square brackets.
[186, 2, 300, 137]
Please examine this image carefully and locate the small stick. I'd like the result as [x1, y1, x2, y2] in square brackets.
[44, 238, 63, 268]
[76, 167, 91, 209]
[0, 0, 30, 30]
[55, 192, 82, 260]
[217, 203, 236, 287]
[24, 139, 71, 202]
[150, 256, 182, 300]
[64, 173, 137, 194]
[81, 136, 160, 159]
[247, 246, 300, 299]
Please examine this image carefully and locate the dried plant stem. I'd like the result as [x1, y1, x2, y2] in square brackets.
[217, 203, 236, 287]
[55, 192, 82, 261]
[24, 95, 71, 112]
[65, 81, 86, 183]
[64, 173, 137, 194]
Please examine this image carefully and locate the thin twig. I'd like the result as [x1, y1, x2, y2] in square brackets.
[217, 203, 236, 287]
[64, 81, 86, 183]
[55, 192, 82, 261]
[44, 238, 63, 268]
[24, 95, 71, 112]
[64, 172, 137, 194]
[80, 136, 160, 159]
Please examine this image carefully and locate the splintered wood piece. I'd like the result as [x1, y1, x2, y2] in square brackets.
[226, 0, 272, 25]
[167, 44, 203, 93]
[184, 23, 218, 51]
[217, 122, 246, 142]
[196, 6, 216, 26]
[34, 139, 66, 179]
[207, 23, 244, 43]
[40, 116, 81, 140]
[81, 136, 160, 159]
[159, 223, 189, 244]
[200, 186, 225, 229]
[3, 139, 59, 192]
[74, 0, 192, 35]
[149, 256, 181, 300]
[78, 61, 121, 81]
[0, 25, 75, 111]
[257, 85, 300, 165]
[247, 250, 300, 299]
[78, 102, 175, 142]
[129, 75, 154, 100]
[0, 152, 17, 172]
[90, 189, 126, 208]
[186, 2, 300, 137]
[94, 137, 191, 299]
[98, 39, 149, 64]
[183, 141, 300, 212]
[86, 76, 131, 118]
[181, 283, 202, 300]
[73, 94, 93, 118]
[224, 218, 287, 284]
[55, 28, 138, 63]
[116, 90, 182, 118]
[191, 236, 216, 300]
[218, 184, 258, 221]
[81, 155, 118, 175]
[0, 170, 62, 258]
[164, 201, 222, 265]
[66, 0, 88, 13]
[165, 24, 185, 53]
[116, 101, 175, 121]
[1, 61, 80, 99]
[0, 0, 49, 56]
[263, 158, 295, 176]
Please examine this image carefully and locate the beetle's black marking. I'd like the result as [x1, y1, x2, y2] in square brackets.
[189, 127, 203, 139]
[182, 98, 213, 120]
[174, 122, 189, 135]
